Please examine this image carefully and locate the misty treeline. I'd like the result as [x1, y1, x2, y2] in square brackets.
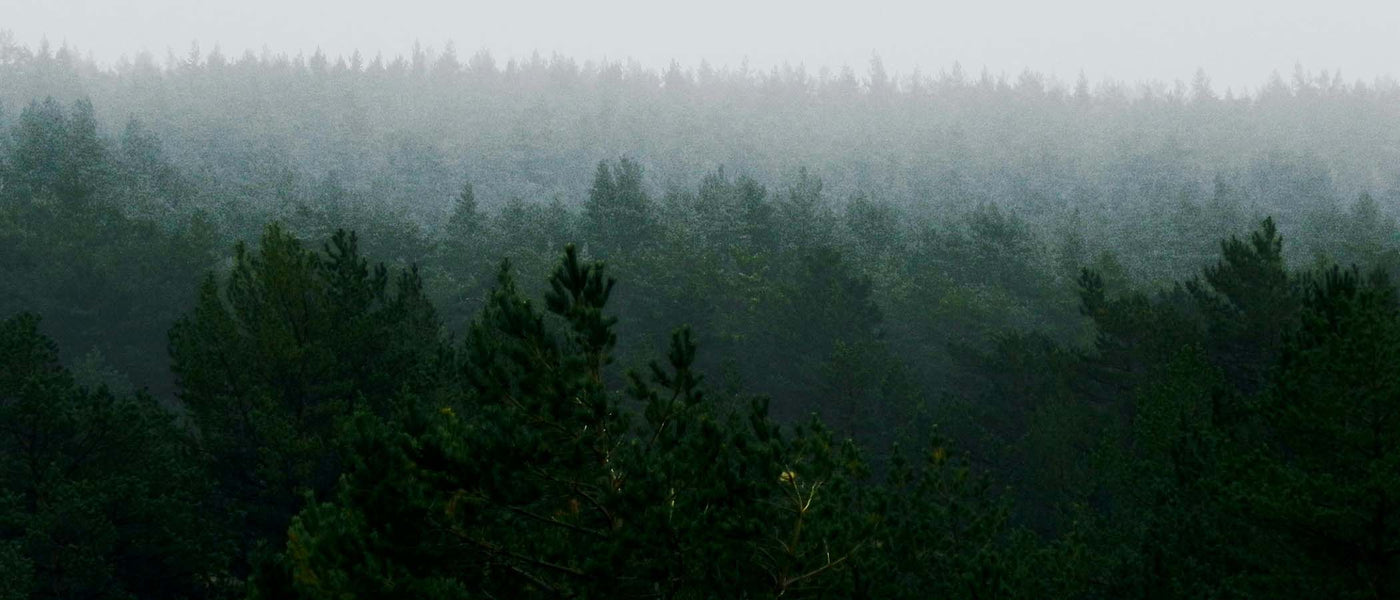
[5, 35, 1400, 270]
[3, 38, 1400, 599]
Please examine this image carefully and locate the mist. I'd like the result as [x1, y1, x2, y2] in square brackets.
[5, 3, 1400, 598]
[9, 0, 1400, 92]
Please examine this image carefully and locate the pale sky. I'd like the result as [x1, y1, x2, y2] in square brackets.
[4, 0, 1398, 93]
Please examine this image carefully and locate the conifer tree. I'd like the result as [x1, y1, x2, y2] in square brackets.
[1246, 265, 1400, 596]
[444, 181, 481, 242]
[169, 223, 443, 576]
[0, 313, 228, 600]
[1187, 217, 1299, 395]
[584, 158, 655, 256]
[254, 243, 1012, 599]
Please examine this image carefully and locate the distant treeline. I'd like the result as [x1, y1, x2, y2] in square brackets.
[4, 41, 1400, 598]
[2, 34, 1399, 277]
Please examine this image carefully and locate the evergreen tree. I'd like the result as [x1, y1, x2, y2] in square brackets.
[6, 98, 109, 205]
[169, 223, 444, 576]
[0, 313, 229, 600]
[253, 244, 1015, 599]
[432, 180, 493, 332]
[1245, 266, 1400, 597]
[777, 167, 835, 253]
[843, 193, 901, 268]
[584, 158, 655, 256]
[444, 181, 481, 242]
[1186, 217, 1299, 395]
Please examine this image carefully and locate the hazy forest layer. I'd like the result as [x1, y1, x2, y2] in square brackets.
[4, 37, 1400, 270]
[4, 39, 1400, 599]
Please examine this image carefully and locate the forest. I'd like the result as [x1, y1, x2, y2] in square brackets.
[4, 37, 1400, 598]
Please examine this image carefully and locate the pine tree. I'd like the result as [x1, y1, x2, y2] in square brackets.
[444, 181, 481, 243]
[1247, 265, 1400, 596]
[169, 223, 443, 576]
[0, 313, 229, 599]
[1186, 217, 1299, 395]
[254, 244, 1005, 599]
[583, 158, 655, 256]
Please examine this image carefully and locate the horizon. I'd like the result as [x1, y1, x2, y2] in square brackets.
[7, 0, 1399, 95]
[0, 31, 1385, 101]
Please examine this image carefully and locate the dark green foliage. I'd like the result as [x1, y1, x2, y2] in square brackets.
[6, 98, 109, 204]
[444, 181, 482, 243]
[944, 332, 1103, 533]
[1057, 220, 1400, 597]
[844, 193, 899, 261]
[776, 167, 837, 253]
[1187, 217, 1299, 394]
[690, 167, 779, 256]
[0, 313, 228, 600]
[0, 197, 216, 398]
[585, 159, 656, 255]
[0, 98, 218, 399]
[168, 224, 443, 574]
[5, 66, 1400, 598]
[1090, 347, 1262, 599]
[1246, 266, 1400, 597]
[253, 245, 1016, 599]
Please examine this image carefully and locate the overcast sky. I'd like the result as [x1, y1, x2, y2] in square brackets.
[5, 0, 1398, 93]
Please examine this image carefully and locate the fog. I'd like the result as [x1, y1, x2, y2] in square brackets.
[9, 2, 1400, 598]
[9, 0, 1400, 91]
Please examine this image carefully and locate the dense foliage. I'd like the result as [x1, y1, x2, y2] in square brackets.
[4, 40, 1400, 598]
